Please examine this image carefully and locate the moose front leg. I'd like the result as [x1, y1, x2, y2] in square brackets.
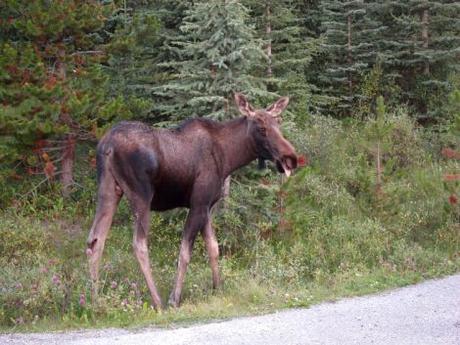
[169, 206, 208, 308]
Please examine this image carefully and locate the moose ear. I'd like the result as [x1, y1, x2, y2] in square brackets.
[234, 93, 255, 117]
[266, 96, 290, 117]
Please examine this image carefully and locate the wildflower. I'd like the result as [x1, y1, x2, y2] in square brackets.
[48, 259, 58, 266]
[15, 282, 23, 290]
[79, 294, 86, 307]
[39, 266, 48, 274]
[52, 274, 60, 286]
[110, 281, 118, 289]
[449, 194, 458, 205]
[441, 147, 460, 160]
[443, 174, 460, 182]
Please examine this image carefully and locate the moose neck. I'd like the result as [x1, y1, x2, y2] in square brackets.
[218, 117, 258, 177]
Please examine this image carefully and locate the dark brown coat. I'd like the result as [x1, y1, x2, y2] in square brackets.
[86, 94, 298, 309]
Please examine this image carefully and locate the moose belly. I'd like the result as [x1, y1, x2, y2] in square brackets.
[150, 181, 192, 211]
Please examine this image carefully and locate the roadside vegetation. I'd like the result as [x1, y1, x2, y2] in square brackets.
[1, 104, 458, 331]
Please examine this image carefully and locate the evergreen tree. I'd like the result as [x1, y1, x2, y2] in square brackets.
[0, 0, 126, 195]
[153, 0, 267, 121]
[378, 0, 460, 118]
[104, 1, 161, 120]
[245, 0, 321, 121]
[317, 0, 382, 117]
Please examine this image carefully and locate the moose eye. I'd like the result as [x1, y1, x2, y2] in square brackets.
[258, 127, 267, 136]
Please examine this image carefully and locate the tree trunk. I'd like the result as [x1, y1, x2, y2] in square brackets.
[266, 3, 272, 79]
[61, 134, 76, 197]
[421, 9, 430, 75]
[347, 14, 353, 99]
[375, 142, 382, 196]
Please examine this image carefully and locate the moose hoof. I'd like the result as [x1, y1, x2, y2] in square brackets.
[168, 296, 180, 309]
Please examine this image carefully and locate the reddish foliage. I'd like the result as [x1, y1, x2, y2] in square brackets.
[32, 139, 48, 154]
[74, 55, 85, 65]
[10, 172, 23, 180]
[278, 190, 288, 198]
[44, 75, 57, 90]
[443, 174, 460, 182]
[441, 147, 460, 160]
[21, 69, 31, 85]
[44, 161, 56, 179]
[6, 64, 19, 77]
[449, 194, 458, 205]
[90, 157, 97, 168]
[297, 154, 308, 167]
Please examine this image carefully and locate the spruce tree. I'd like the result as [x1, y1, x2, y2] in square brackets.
[104, 1, 160, 120]
[153, 0, 267, 121]
[318, 0, 381, 117]
[378, 0, 460, 118]
[245, 0, 321, 121]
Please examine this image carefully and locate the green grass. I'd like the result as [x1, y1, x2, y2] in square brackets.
[1, 209, 459, 333]
[4, 258, 459, 333]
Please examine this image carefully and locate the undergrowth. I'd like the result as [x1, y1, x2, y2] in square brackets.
[0, 109, 459, 331]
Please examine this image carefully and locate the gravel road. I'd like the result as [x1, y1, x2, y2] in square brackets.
[2, 274, 459, 345]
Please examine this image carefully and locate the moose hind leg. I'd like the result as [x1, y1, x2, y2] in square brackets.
[86, 174, 122, 301]
[130, 197, 163, 310]
[201, 218, 220, 289]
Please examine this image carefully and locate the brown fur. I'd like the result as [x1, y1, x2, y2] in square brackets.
[86, 94, 298, 309]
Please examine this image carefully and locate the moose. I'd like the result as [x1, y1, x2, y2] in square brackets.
[86, 93, 298, 309]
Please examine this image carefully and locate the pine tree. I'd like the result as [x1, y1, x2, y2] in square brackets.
[104, 1, 161, 120]
[378, 0, 460, 118]
[0, 0, 126, 196]
[318, 0, 381, 117]
[245, 0, 321, 121]
[153, 0, 267, 121]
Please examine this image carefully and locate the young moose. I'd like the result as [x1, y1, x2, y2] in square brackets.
[86, 93, 298, 309]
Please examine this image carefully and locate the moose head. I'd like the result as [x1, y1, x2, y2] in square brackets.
[234, 93, 298, 177]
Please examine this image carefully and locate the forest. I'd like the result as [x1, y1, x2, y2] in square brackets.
[0, 0, 459, 330]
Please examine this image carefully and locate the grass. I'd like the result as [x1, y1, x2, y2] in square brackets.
[5, 261, 459, 333]
[1, 207, 459, 333]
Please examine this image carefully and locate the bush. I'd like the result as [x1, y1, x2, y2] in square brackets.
[284, 109, 459, 279]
